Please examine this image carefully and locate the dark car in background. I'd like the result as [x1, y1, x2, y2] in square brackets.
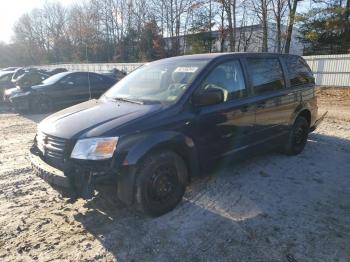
[46, 68, 68, 76]
[1, 67, 20, 72]
[3, 70, 50, 104]
[0, 71, 16, 89]
[11, 67, 52, 85]
[15, 70, 49, 88]
[11, 67, 66, 85]
[102, 68, 127, 81]
[10, 71, 116, 113]
[0, 71, 16, 102]
[11, 67, 25, 83]
[29, 53, 325, 216]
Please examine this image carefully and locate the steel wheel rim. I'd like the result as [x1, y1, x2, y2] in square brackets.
[147, 164, 179, 203]
[294, 126, 306, 145]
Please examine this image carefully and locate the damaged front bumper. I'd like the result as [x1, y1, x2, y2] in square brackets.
[29, 149, 70, 188]
[28, 146, 118, 199]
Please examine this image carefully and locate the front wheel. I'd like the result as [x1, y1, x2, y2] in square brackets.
[284, 116, 310, 155]
[30, 95, 52, 114]
[135, 151, 188, 217]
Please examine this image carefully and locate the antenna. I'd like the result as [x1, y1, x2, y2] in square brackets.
[86, 43, 92, 100]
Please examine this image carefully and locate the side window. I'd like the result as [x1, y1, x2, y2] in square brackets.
[90, 74, 110, 89]
[198, 60, 247, 102]
[285, 56, 314, 87]
[61, 74, 88, 86]
[89, 74, 98, 84]
[60, 75, 74, 85]
[247, 58, 285, 95]
[90, 74, 105, 85]
[74, 74, 89, 86]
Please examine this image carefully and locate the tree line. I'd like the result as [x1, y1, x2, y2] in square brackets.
[0, 0, 349, 67]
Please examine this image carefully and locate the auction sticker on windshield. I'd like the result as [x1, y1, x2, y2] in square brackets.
[174, 67, 198, 73]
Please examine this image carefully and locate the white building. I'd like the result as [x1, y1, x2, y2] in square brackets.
[164, 23, 304, 55]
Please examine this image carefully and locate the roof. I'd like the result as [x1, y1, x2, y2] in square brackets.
[0, 71, 14, 77]
[151, 52, 298, 64]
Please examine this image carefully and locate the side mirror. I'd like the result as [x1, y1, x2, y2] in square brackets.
[193, 88, 224, 107]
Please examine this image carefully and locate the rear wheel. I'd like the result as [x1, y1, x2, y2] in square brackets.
[284, 116, 309, 155]
[135, 151, 188, 216]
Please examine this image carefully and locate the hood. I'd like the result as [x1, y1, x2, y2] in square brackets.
[38, 98, 163, 139]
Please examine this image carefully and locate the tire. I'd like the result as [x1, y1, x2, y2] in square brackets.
[134, 151, 188, 217]
[284, 116, 310, 155]
[30, 95, 52, 114]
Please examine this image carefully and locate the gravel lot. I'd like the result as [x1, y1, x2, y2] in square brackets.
[0, 88, 350, 262]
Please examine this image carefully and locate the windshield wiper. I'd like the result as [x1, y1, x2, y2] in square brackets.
[113, 97, 144, 105]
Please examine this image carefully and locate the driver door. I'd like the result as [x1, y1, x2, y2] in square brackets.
[193, 59, 255, 161]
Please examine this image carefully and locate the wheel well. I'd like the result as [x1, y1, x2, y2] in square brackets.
[298, 109, 311, 127]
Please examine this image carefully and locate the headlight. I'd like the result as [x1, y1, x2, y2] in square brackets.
[4, 89, 12, 96]
[71, 137, 118, 160]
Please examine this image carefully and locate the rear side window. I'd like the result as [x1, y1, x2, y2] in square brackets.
[247, 58, 285, 95]
[284, 56, 314, 87]
[74, 74, 89, 86]
[199, 60, 247, 102]
[60, 74, 88, 86]
[90, 74, 105, 84]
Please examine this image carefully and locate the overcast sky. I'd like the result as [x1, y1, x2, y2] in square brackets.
[0, 0, 74, 43]
[0, 0, 313, 44]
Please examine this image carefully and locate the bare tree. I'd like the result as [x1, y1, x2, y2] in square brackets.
[237, 1, 256, 52]
[285, 0, 302, 53]
[271, 0, 288, 53]
[220, 0, 237, 51]
[252, 0, 270, 52]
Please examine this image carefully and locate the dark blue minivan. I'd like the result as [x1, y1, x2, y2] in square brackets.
[29, 53, 325, 216]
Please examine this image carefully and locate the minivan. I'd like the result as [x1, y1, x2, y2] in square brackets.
[29, 53, 325, 216]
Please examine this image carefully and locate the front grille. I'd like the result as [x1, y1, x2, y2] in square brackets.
[36, 131, 68, 162]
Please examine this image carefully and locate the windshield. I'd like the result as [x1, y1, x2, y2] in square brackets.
[104, 59, 209, 103]
[42, 72, 70, 85]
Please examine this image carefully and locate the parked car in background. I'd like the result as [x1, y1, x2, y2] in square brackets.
[0, 71, 16, 102]
[11, 67, 25, 83]
[29, 53, 326, 216]
[11, 67, 68, 85]
[46, 68, 68, 76]
[9, 71, 116, 113]
[102, 68, 127, 81]
[1, 67, 20, 72]
[4, 70, 51, 104]
[15, 70, 50, 88]
[11, 67, 49, 84]
[0, 71, 15, 89]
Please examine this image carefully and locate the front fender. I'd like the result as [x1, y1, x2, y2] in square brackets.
[125, 131, 196, 164]
[115, 131, 199, 205]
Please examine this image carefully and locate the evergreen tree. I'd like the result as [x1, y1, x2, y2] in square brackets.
[298, 1, 350, 54]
